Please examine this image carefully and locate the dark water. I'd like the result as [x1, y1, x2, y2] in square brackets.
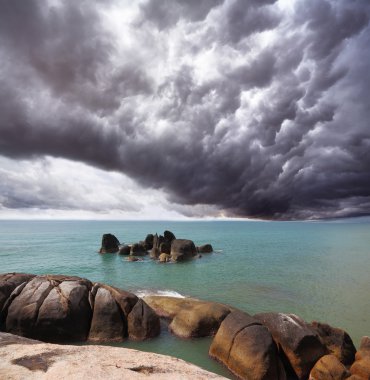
[1, 219, 369, 377]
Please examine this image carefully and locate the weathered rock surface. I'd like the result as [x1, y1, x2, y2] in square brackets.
[309, 354, 351, 380]
[209, 310, 286, 380]
[170, 239, 197, 261]
[159, 253, 171, 263]
[311, 321, 356, 366]
[1, 273, 159, 343]
[144, 234, 154, 250]
[255, 312, 327, 380]
[159, 242, 171, 255]
[144, 296, 232, 339]
[350, 336, 370, 379]
[163, 230, 176, 244]
[198, 244, 213, 253]
[99, 233, 120, 253]
[0, 332, 226, 380]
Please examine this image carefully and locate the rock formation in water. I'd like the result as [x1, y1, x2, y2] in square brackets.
[99, 233, 120, 253]
[0, 273, 159, 343]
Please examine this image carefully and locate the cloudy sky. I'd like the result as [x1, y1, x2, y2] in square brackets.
[0, 0, 369, 220]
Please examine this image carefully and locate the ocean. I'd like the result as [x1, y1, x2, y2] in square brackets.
[0, 219, 369, 377]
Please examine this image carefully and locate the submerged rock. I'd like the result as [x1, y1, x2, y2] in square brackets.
[198, 244, 213, 253]
[99, 234, 120, 253]
[170, 239, 197, 261]
[209, 310, 286, 380]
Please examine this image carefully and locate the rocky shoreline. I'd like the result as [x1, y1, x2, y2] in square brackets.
[1, 272, 369, 379]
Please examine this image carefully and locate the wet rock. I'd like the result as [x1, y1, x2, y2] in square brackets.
[99, 234, 120, 253]
[144, 234, 154, 250]
[170, 239, 197, 262]
[130, 243, 146, 256]
[159, 242, 171, 255]
[158, 253, 171, 263]
[150, 247, 160, 259]
[311, 321, 356, 366]
[164, 230, 176, 244]
[209, 310, 286, 380]
[255, 313, 327, 380]
[309, 354, 350, 380]
[118, 245, 131, 255]
[198, 244, 213, 253]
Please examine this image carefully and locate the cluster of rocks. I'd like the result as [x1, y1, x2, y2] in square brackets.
[1, 273, 369, 380]
[99, 230, 214, 262]
[0, 273, 159, 343]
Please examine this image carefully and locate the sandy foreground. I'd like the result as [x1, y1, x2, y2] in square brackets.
[0, 333, 227, 380]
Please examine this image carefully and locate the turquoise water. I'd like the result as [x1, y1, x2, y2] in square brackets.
[1, 220, 369, 377]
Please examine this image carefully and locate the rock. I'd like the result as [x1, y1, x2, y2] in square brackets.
[311, 321, 356, 366]
[1, 273, 159, 344]
[170, 239, 197, 262]
[164, 230, 176, 244]
[169, 302, 231, 339]
[118, 245, 131, 255]
[255, 313, 327, 380]
[350, 336, 370, 379]
[309, 354, 351, 380]
[5, 276, 93, 342]
[144, 296, 231, 339]
[88, 286, 126, 342]
[159, 253, 171, 263]
[209, 310, 286, 380]
[198, 244, 213, 253]
[159, 242, 171, 255]
[144, 234, 154, 250]
[130, 243, 146, 256]
[0, 332, 227, 380]
[127, 299, 160, 340]
[127, 256, 140, 262]
[0, 273, 36, 313]
[150, 247, 160, 259]
[99, 233, 120, 253]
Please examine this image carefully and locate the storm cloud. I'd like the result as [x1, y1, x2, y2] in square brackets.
[0, 0, 369, 219]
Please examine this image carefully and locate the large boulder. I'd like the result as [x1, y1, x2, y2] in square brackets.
[5, 275, 93, 342]
[118, 245, 130, 255]
[127, 299, 160, 340]
[350, 336, 370, 379]
[255, 313, 328, 380]
[144, 296, 232, 338]
[130, 243, 147, 256]
[159, 253, 171, 263]
[198, 244, 213, 253]
[0, 273, 36, 313]
[1, 273, 159, 343]
[170, 239, 197, 262]
[144, 234, 154, 250]
[311, 321, 356, 366]
[159, 242, 171, 255]
[309, 354, 351, 380]
[99, 233, 120, 253]
[209, 310, 286, 380]
[164, 230, 176, 244]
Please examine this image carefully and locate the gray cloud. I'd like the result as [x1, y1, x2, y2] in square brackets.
[0, 0, 369, 220]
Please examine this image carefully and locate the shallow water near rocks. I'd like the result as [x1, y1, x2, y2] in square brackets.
[1, 219, 369, 377]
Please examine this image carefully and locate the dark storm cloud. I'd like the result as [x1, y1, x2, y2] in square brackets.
[0, 0, 370, 219]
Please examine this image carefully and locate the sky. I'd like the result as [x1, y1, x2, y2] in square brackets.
[0, 0, 369, 220]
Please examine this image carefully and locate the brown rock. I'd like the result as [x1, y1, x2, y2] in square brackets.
[99, 233, 120, 253]
[130, 243, 147, 256]
[163, 230, 176, 244]
[150, 247, 160, 259]
[311, 321, 356, 366]
[169, 302, 231, 338]
[88, 286, 126, 342]
[127, 299, 160, 340]
[309, 354, 351, 379]
[118, 245, 130, 255]
[170, 239, 197, 261]
[159, 242, 171, 255]
[350, 336, 370, 379]
[255, 313, 327, 380]
[144, 234, 154, 250]
[159, 253, 171, 263]
[210, 310, 286, 380]
[198, 244, 213, 253]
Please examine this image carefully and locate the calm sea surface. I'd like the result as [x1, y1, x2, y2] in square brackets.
[0, 220, 369, 377]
